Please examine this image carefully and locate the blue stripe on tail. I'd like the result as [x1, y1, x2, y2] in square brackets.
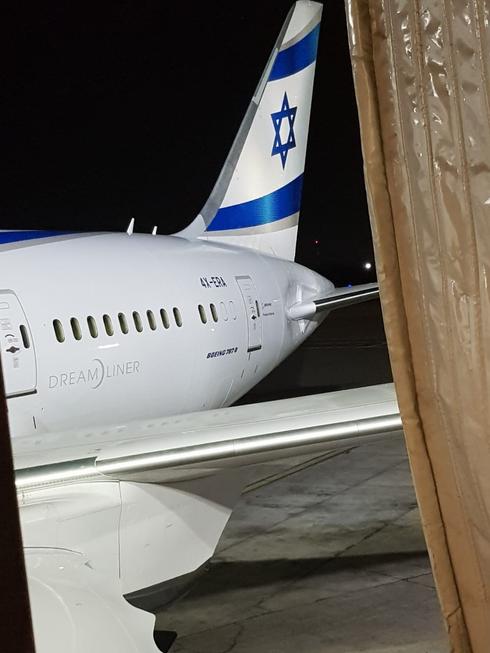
[206, 175, 303, 232]
[269, 24, 320, 81]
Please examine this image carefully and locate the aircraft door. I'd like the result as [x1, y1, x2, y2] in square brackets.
[235, 275, 262, 353]
[0, 291, 36, 397]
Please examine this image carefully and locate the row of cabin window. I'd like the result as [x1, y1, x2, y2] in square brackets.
[199, 301, 237, 324]
[53, 307, 183, 343]
[53, 300, 237, 343]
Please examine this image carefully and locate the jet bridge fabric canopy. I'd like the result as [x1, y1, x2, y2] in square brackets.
[345, 1, 490, 651]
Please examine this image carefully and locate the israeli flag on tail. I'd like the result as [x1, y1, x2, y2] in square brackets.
[178, 1, 323, 261]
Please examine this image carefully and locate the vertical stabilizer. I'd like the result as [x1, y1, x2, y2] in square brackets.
[177, 1, 323, 261]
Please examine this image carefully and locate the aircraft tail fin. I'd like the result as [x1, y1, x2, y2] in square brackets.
[177, 1, 323, 261]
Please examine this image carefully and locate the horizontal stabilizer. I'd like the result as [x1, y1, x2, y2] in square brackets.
[287, 283, 379, 320]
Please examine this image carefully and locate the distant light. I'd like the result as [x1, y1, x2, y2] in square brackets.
[363, 262, 372, 270]
[314, 239, 320, 245]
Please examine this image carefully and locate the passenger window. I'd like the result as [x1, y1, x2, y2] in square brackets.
[147, 310, 157, 331]
[160, 308, 170, 329]
[219, 301, 228, 321]
[70, 317, 82, 341]
[173, 307, 182, 327]
[87, 316, 98, 338]
[19, 324, 30, 349]
[229, 300, 237, 320]
[210, 303, 218, 322]
[198, 304, 207, 324]
[103, 314, 114, 336]
[53, 319, 65, 343]
[133, 311, 143, 333]
[118, 313, 129, 335]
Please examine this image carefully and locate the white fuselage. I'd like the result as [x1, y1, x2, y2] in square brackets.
[2, 233, 332, 438]
[11, 232, 333, 608]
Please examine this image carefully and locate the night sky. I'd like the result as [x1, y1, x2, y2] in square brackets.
[2, 1, 375, 285]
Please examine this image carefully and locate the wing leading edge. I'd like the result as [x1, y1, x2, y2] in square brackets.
[15, 383, 400, 490]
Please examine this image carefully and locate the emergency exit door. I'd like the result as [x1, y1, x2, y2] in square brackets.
[0, 291, 36, 397]
[235, 276, 262, 353]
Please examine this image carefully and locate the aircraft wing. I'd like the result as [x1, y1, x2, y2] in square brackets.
[287, 283, 379, 320]
[15, 383, 400, 489]
[16, 384, 400, 653]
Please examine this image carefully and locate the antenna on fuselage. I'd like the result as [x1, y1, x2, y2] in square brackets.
[152, 226, 158, 235]
[126, 217, 135, 235]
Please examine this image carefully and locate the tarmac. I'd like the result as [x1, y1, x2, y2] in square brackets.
[155, 303, 448, 652]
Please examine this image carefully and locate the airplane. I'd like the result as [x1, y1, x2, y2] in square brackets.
[4, 2, 401, 651]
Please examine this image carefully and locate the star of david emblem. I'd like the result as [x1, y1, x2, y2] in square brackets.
[271, 92, 297, 169]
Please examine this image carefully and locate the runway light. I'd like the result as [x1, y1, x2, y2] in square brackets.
[363, 262, 372, 270]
